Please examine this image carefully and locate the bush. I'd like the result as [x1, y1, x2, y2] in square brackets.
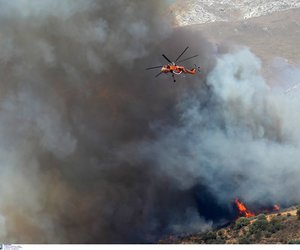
[267, 217, 282, 233]
[239, 236, 251, 244]
[288, 239, 300, 244]
[257, 214, 267, 220]
[264, 231, 272, 238]
[280, 238, 287, 244]
[217, 230, 227, 240]
[249, 216, 268, 234]
[235, 217, 250, 229]
[297, 208, 300, 220]
[202, 231, 217, 241]
[254, 231, 262, 241]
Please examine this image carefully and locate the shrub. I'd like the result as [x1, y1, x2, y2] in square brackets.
[297, 208, 300, 220]
[254, 231, 262, 241]
[238, 236, 251, 244]
[267, 217, 282, 233]
[249, 216, 268, 234]
[202, 231, 217, 241]
[288, 239, 300, 244]
[264, 231, 272, 238]
[235, 217, 250, 229]
[257, 214, 267, 220]
[217, 230, 227, 240]
[280, 238, 287, 244]
[216, 238, 226, 244]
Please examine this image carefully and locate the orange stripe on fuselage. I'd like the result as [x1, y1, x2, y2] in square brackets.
[161, 64, 196, 75]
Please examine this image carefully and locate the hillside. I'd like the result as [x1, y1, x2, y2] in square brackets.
[171, 0, 300, 26]
[160, 206, 300, 244]
[189, 7, 300, 64]
[170, 5, 300, 88]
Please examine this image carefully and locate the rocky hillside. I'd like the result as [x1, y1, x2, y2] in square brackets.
[160, 206, 300, 244]
[189, 7, 300, 64]
[171, 0, 300, 26]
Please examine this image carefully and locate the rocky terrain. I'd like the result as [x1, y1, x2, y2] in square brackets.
[192, 7, 300, 64]
[171, 2, 300, 63]
[171, 0, 300, 26]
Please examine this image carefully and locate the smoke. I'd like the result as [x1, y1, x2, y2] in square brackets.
[140, 47, 300, 211]
[0, 0, 216, 243]
[1, 0, 300, 244]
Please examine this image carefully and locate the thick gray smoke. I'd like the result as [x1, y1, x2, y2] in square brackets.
[0, 0, 214, 243]
[1, 0, 300, 244]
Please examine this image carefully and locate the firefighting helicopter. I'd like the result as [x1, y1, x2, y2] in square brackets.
[146, 46, 200, 82]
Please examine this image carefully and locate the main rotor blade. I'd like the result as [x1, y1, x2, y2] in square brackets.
[162, 54, 172, 63]
[146, 65, 163, 70]
[175, 46, 189, 63]
[155, 71, 163, 78]
[177, 54, 199, 63]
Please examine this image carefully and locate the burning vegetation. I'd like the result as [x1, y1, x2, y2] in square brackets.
[234, 198, 281, 219]
[160, 206, 300, 244]
[234, 198, 255, 218]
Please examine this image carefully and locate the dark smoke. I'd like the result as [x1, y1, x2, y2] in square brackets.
[1, 0, 300, 244]
[0, 0, 217, 243]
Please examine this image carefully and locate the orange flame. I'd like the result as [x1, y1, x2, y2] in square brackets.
[234, 198, 255, 218]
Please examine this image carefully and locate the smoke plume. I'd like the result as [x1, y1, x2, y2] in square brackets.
[141, 47, 300, 208]
[0, 0, 300, 244]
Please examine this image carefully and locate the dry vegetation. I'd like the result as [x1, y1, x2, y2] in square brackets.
[160, 206, 300, 244]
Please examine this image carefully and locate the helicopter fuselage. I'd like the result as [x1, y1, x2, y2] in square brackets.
[161, 64, 196, 75]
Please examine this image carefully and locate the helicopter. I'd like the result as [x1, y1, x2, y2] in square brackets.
[146, 46, 200, 82]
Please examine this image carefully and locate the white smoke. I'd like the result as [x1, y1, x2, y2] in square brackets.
[140, 48, 300, 207]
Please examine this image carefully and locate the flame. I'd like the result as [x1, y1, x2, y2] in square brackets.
[234, 198, 255, 218]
